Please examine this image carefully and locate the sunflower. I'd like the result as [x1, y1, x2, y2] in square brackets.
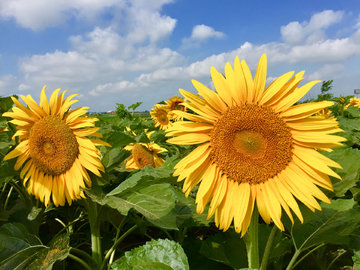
[124, 130, 167, 169]
[166, 54, 345, 236]
[166, 95, 187, 120]
[2, 86, 111, 207]
[317, 108, 332, 118]
[344, 97, 360, 109]
[0, 128, 8, 133]
[150, 104, 172, 130]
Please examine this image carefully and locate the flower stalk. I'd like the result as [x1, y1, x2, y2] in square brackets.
[244, 207, 259, 269]
[87, 198, 102, 269]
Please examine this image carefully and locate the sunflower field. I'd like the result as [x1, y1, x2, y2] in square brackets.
[1, 55, 360, 270]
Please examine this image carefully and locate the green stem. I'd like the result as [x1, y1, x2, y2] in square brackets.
[243, 207, 259, 269]
[260, 225, 278, 270]
[4, 185, 13, 210]
[286, 243, 325, 270]
[70, 248, 96, 266]
[163, 229, 173, 241]
[87, 198, 102, 269]
[68, 254, 93, 270]
[286, 249, 300, 270]
[326, 249, 346, 270]
[8, 179, 31, 206]
[101, 224, 138, 270]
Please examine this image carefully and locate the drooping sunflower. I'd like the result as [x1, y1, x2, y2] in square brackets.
[166, 54, 345, 236]
[150, 104, 172, 130]
[3, 86, 111, 207]
[166, 95, 187, 121]
[124, 130, 167, 169]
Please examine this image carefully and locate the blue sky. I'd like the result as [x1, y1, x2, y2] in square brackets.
[1, 0, 360, 112]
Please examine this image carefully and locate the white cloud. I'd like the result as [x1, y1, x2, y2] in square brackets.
[5, 8, 360, 111]
[191, 24, 226, 40]
[0, 0, 123, 30]
[281, 10, 344, 45]
[18, 83, 32, 91]
[307, 64, 345, 80]
[0, 75, 17, 96]
[181, 24, 226, 50]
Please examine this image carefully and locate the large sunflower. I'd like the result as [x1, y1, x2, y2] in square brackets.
[150, 104, 172, 130]
[166, 54, 345, 236]
[166, 95, 187, 121]
[3, 87, 111, 207]
[124, 130, 167, 169]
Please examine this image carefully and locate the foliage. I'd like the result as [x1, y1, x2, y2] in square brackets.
[317, 80, 334, 101]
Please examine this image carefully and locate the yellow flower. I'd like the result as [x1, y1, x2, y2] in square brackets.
[339, 97, 345, 103]
[0, 128, 8, 132]
[3, 86, 111, 207]
[316, 108, 332, 118]
[344, 97, 360, 109]
[166, 95, 187, 120]
[150, 104, 172, 130]
[166, 54, 345, 236]
[124, 131, 167, 169]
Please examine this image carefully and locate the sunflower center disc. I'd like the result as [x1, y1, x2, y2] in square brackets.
[29, 115, 79, 176]
[158, 111, 169, 125]
[132, 144, 155, 168]
[234, 130, 266, 157]
[210, 104, 293, 185]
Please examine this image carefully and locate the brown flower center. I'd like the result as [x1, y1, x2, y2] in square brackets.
[210, 104, 293, 185]
[132, 144, 155, 168]
[157, 110, 169, 125]
[29, 115, 79, 175]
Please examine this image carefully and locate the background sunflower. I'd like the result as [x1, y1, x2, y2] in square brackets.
[2, 86, 111, 206]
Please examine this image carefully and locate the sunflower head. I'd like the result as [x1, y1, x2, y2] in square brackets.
[3, 86, 111, 207]
[132, 143, 156, 168]
[344, 97, 360, 109]
[166, 54, 345, 236]
[150, 104, 172, 130]
[124, 130, 168, 169]
[166, 96, 187, 120]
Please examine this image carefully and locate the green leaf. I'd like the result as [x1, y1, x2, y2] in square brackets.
[320, 146, 360, 197]
[111, 238, 189, 270]
[199, 224, 271, 269]
[136, 131, 150, 143]
[353, 249, 360, 270]
[150, 130, 166, 143]
[0, 246, 45, 270]
[0, 224, 69, 270]
[128, 102, 143, 112]
[102, 147, 131, 171]
[336, 117, 360, 146]
[104, 183, 177, 229]
[0, 223, 41, 260]
[106, 131, 136, 148]
[26, 234, 70, 270]
[343, 106, 360, 118]
[0, 158, 20, 179]
[284, 199, 360, 251]
[173, 188, 213, 228]
[107, 165, 175, 197]
[0, 96, 15, 114]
